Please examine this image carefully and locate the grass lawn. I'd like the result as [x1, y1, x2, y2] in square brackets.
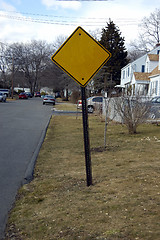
[5, 112, 160, 240]
[55, 102, 81, 112]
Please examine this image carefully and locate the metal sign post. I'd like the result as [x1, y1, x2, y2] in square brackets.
[81, 86, 92, 186]
[51, 26, 111, 187]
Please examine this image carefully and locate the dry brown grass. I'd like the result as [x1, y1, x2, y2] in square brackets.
[55, 103, 78, 111]
[5, 114, 160, 240]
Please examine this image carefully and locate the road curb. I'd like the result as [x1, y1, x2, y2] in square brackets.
[23, 115, 52, 185]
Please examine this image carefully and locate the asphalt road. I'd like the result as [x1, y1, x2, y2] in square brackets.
[0, 97, 53, 239]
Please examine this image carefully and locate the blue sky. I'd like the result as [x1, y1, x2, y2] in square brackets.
[0, 0, 159, 46]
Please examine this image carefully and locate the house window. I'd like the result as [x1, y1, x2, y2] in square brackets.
[150, 81, 158, 95]
[146, 61, 149, 72]
[157, 50, 160, 54]
[133, 84, 135, 95]
[150, 83, 152, 95]
[155, 81, 158, 95]
[144, 84, 149, 95]
[123, 70, 125, 79]
[142, 65, 145, 72]
[128, 67, 130, 77]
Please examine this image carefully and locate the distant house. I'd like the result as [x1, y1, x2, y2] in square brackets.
[120, 44, 160, 97]
[40, 87, 54, 95]
[14, 87, 30, 93]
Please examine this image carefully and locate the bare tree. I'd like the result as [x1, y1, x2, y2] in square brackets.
[127, 45, 147, 62]
[0, 42, 24, 93]
[10, 40, 52, 94]
[141, 8, 160, 46]
[53, 35, 68, 51]
[88, 28, 101, 41]
[6, 43, 25, 95]
[0, 43, 9, 87]
[129, 8, 160, 54]
[114, 95, 151, 134]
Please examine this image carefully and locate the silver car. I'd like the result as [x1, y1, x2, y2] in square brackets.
[87, 96, 103, 113]
[43, 95, 55, 105]
[77, 96, 104, 113]
[0, 92, 6, 102]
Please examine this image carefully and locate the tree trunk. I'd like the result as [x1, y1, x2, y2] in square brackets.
[128, 122, 137, 134]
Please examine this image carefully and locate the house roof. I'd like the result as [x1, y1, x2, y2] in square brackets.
[134, 72, 150, 81]
[148, 54, 159, 61]
[150, 66, 160, 77]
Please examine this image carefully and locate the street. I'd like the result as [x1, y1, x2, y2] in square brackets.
[0, 98, 53, 239]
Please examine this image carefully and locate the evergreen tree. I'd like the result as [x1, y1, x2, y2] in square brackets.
[97, 19, 128, 93]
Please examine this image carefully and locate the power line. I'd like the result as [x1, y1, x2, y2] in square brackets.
[0, 12, 140, 27]
[0, 14, 103, 26]
[0, 9, 140, 22]
[56, 0, 114, 1]
[0, 9, 137, 21]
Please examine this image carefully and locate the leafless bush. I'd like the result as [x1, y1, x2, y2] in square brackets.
[94, 103, 103, 116]
[70, 90, 81, 104]
[114, 96, 151, 134]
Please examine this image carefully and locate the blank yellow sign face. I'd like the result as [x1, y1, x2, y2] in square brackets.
[51, 26, 111, 87]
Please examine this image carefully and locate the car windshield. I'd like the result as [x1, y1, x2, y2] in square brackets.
[153, 97, 160, 103]
[87, 97, 92, 100]
[44, 95, 53, 98]
[151, 97, 157, 102]
[92, 97, 103, 102]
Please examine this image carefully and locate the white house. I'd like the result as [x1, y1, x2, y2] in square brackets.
[120, 44, 160, 97]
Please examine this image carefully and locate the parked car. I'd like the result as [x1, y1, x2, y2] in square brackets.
[25, 92, 32, 98]
[147, 97, 160, 119]
[43, 95, 55, 105]
[19, 92, 28, 99]
[87, 96, 103, 113]
[35, 92, 41, 97]
[150, 96, 160, 104]
[0, 92, 6, 102]
[77, 100, 82, 109]
[77, 96, 104, 113]
[0, 89, 9, 97]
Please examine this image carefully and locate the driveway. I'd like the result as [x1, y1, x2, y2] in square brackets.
[0, 98, 53, 239]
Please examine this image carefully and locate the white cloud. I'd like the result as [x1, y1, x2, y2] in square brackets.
[0, 10, 40, 43]
[0, 0, 159, 46]
[41, 0, 81, 10]
[79, 0, 159, 44]
[0, 10, 76, 44]
[0, 0, 16, 11]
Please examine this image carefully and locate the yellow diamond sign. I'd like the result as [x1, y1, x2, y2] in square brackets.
[51, 26, 111, 87]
